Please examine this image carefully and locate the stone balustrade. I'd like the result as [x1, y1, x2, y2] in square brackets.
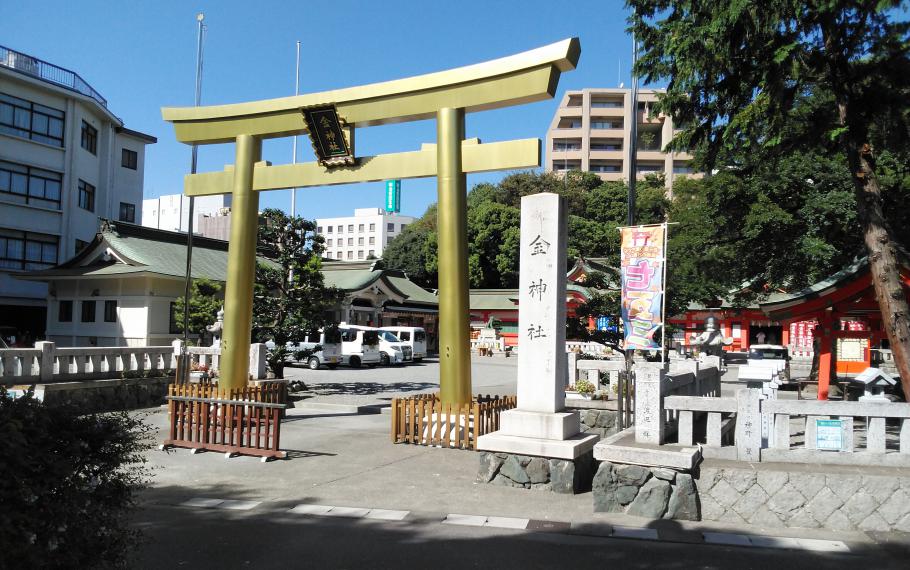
[1, 341, 268, 384]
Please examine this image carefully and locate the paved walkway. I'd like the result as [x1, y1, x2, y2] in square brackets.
[132, 356, 908, 566]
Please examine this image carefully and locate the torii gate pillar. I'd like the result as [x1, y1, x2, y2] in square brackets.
[436, 108, 471, 405]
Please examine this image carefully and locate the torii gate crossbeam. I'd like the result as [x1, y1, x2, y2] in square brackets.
[162, 38, 580, 404]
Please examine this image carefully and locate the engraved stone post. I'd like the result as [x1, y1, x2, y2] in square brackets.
[634, 363, 667, 444]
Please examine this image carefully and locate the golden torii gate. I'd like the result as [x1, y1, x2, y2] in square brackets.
[162, 38, 580, 404]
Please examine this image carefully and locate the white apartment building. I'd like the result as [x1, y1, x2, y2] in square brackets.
[141, 193, 232, 234]
[316, 208, 415, 261]
[0, 45, 155, 338]
[545, 88, 699, 191]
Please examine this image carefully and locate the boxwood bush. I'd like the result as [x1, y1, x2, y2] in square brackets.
[0, 388, 152, 568]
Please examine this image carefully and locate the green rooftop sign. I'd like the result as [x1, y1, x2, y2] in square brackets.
[385, 179, 401, 212]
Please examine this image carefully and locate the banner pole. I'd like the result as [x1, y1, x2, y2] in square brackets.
[661, 222, 668, 365]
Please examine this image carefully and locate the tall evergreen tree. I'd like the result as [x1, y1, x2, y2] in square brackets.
[628, 0, 910, 395]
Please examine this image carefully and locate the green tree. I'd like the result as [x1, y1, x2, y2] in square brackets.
[173, 278, 223, 344]
[381, 204, 438, 288]
[629, 0, 910, 394]
[0, 389, 151, 569]
[252, 209, 344, 376]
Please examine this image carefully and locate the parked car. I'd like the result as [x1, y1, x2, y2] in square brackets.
[381, 326, 427, 361]
[286, 327, 343, 370]
[747, 344, 791, 383]
[338, 326, 381, 368]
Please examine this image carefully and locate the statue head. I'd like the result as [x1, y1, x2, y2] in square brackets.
[704, 316, 718, 332]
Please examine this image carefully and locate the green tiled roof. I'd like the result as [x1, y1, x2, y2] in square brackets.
[470, 290, 519, 310]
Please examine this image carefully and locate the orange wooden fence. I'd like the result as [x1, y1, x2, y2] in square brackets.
[162, 382, 287, 460]
[391, 393, 517, 450]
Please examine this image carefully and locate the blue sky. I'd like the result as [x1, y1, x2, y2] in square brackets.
[2, 0, 640, 220]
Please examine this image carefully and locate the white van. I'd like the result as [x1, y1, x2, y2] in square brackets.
[381, 326, 427, 361]
[338, 325, 381, 368]
[343, 324, 409, 365]
[286, 327, 342, 370]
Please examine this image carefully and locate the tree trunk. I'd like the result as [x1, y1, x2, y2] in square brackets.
[848, 142, 910, 399]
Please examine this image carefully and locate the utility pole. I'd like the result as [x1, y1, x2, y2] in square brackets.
[627, 32, 639, 226]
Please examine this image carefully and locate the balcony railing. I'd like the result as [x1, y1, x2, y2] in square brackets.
[0, 45, 107, 108]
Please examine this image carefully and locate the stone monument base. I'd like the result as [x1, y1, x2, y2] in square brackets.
[593, 461, 699, 520]
[477, 451, 595, 494]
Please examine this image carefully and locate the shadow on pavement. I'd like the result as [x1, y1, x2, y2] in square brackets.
[304, 381, 438, 396]
[129, 484, 906, 570]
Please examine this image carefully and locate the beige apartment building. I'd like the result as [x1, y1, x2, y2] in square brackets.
[545, 88, 698, 190]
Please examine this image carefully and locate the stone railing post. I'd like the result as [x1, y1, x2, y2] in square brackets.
[566, 351, 577, 387]
[171, 339, 182, 370]
[735, 387, 762, 462]
[634, 363, 667, 444]
[36, 341, 55, 382]
[249, 343, 267, 380]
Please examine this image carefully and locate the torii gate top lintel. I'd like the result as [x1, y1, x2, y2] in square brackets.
[161, 38, 580, 145]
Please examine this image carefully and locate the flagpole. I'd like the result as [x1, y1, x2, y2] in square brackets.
[290, 41, 301, 218]
[661, 222, 668, 365]
[180, 12, 206, 383]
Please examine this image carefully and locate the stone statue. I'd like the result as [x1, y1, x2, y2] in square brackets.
[692, 316, 732, 357]
[206, 307, 224, 347]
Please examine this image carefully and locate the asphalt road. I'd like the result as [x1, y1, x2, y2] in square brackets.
[131, 502, 904, 570]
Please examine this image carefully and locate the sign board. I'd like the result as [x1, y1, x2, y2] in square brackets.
[385, 180, 401, 212]
[302, 105, 355, 167]
[815, 418, 845, 451]
[619, 225, 665, 350]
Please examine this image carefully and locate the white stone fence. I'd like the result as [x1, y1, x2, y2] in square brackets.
[664, 389, 910, 467]
[0, 341, 267, 384]
[634, 356, 723, 444]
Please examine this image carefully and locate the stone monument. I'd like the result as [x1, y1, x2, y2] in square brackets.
[476, 193, 598, 493]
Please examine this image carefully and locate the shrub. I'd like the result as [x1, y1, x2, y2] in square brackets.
[0, 388, 153, 569]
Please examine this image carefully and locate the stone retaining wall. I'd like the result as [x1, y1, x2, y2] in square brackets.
[593, 462, 698, 520]
[32, 376, 172, 414]
[478, 451, 594, 494]
[577, 408, 619, 440]
[698, 466, 910, 533]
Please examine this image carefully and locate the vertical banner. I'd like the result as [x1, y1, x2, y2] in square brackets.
[620, 224, 666, 350]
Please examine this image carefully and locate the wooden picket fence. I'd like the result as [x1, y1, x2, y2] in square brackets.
[162, 382, 288, 461]
[391, 393, 518, 450]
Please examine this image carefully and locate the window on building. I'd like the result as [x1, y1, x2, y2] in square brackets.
[369, 236, 375, 245]
[326, 238, 333, 247]
[673, 162, 694, 175]
[121, 148, 137, 169]
[168, 302, 181, 334]
[368, 249, 375, 257]
[591, 120, 621, 129]
[78, 180, 95, 211]
[119, 202, 135, 223]
[326, 226, 332, 233]
[0, 161, 62, 207]
[58, 300, 72, 322]
[357, 250, 364, 259]
[553, 139, 581, 151]
[358, 237, 364, 245]
[369, 223, 375, 231]
[0, 229, 58, 270]
[400, 224, 407, 231]
[104, 300, 117, 322]
[591, 99, 623, 108]
[75, 239, 89, 254]
[347, 224, 354, 232]
[337, 225, 343, 233]
[81, 300, 96, 323]
[567, 95, 583, 107]
[347, 238, 353, 246]
[590, 162, 622, 173]
[0, 93, 65, 146]
[387, 223, 394, 232]
[81, 121, 97, 155]
[347, 251, 353, 259]
[590, 141, 622, 151]
[557, 117, 581, 129]
[358, 224, 364, 232]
